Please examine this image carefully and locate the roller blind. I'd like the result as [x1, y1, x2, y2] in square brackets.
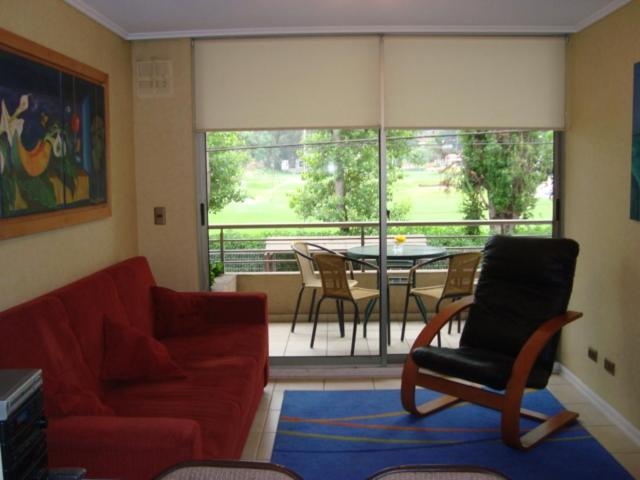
[194, 36, 380, 130]
[384, 37, 566, 129]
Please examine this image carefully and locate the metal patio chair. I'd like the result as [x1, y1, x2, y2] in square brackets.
[311, 252, 379, 356]
[290, 241, 357, 333]
[400, 252, 482, 343]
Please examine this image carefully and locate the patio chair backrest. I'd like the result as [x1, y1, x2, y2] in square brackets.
[441, 252, 482, 298]
[314, 253, 353, 301]
[292, 242, 318, 285]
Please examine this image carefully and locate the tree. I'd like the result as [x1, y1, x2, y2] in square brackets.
[206, 132, 250, 214]
[240, 130, 303, 171]
[288, 129, 410, 226]
[452, 130, 553, 233]
[393, 129, 459, 166]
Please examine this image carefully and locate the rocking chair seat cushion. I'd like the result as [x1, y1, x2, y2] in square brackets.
[411, 346, 550, 391]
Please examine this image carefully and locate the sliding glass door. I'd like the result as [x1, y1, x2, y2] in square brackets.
[194, 34, 565, 366]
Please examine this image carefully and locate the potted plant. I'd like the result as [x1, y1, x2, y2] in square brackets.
[209, 261, 237, 292]
[209, 261, 225, 287]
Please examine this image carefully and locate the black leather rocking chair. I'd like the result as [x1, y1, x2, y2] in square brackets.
[401, 235, 583, 450]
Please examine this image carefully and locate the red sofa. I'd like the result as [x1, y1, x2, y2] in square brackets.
[0, 257, 269, 480]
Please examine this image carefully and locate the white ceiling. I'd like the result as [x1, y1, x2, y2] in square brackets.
[64, 0, 631, 40]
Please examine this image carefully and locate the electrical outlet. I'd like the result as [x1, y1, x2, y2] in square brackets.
[604, 358, 616, 376]
[588, 347, 598, 362]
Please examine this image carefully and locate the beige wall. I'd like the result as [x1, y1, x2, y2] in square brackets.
[132, 39, 200, 291]
[0, 0, 137, 311]
[564, 0, 640, 428]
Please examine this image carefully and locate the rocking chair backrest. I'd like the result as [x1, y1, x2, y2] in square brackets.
[461, 235, 579, 374]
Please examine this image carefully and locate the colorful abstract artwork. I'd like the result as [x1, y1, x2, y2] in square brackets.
[0, 28, 109, 239]
[631, 62, 640, 221]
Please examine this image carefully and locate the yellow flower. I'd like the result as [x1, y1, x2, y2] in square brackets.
[394, 234, 406, 244]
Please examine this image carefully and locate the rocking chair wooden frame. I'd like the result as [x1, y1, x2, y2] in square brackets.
[401, 295, 583, 450]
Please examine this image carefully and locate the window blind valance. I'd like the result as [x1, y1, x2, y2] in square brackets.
[383, 36, 566, 129]
[194, 36, 381, 130]
[194, 35, 565, 131]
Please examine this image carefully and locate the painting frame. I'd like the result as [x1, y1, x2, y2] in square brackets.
[0, 27, 110, 240]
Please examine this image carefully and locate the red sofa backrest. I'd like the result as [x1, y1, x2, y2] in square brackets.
[0, 296, 97, 415]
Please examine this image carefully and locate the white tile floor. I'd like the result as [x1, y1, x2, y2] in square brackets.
[242, 373, 640, 478]
[269, 319, 460, 357]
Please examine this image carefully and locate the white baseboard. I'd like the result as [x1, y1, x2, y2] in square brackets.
[558, 363, 640, 447]
[271, 365, 402, 380]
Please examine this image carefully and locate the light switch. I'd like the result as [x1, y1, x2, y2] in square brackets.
[154, 207, 166, 225]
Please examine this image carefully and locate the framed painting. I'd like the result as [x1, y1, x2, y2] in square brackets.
[632, 62, 640, 221]
[0, 28, 109, 240]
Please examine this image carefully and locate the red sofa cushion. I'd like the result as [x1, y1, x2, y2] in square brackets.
[161, 323, 269, 366]
[104, 257, 157, 337]
[101, 317, 185, 382]
[48, 416, 202, 480]
[103, 356, 262, 458]
[48, 381, 114, 417]
[0, 296, 111, 417]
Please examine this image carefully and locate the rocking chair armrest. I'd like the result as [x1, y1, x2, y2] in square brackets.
[501, 310, 583, 447]
[408, 295, 474, 351]
[507, 310, 583, 392]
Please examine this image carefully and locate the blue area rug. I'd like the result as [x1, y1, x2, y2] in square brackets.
[271, 389, 632, 480]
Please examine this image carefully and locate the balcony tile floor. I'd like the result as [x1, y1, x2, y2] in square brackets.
[269, 319, 460, 357]
[242, 374, 640, 478]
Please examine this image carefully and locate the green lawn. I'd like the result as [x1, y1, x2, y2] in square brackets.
[211, 170, 303, 224]
[210, 168, 552, 224]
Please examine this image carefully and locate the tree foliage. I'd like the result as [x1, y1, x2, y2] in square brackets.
[392, 130, 459, 166]
[288, 129, 410, 224]
[239, 130, 302, 170]
[450, 131, 553, 231]
[207, 132, 249, 214]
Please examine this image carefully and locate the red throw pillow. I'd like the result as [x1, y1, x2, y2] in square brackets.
[101, 316, 186, 381]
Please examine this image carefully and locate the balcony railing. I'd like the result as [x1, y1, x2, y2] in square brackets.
[208, 219, 553, 272]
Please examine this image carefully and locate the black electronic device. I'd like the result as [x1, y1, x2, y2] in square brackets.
[0, 369, 47, 480]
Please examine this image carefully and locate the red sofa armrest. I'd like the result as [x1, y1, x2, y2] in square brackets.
[152, 288, 268, 337]
[47, 416, 202, 480]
